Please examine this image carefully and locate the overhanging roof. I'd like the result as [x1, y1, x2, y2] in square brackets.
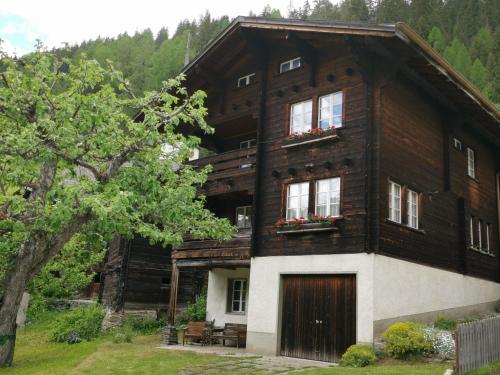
[183, 17, 499, 137]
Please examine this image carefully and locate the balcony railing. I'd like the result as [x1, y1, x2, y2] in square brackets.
[172, 232, 251, 268]
[188, 147, 256, 181]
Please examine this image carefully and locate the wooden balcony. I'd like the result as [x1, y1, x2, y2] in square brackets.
[172, 233, 251, 269]
[188, 147, 256, 182]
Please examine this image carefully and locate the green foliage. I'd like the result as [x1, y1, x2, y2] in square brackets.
[111, 328, 134, 344]
[382, 322, 433, 359]
[50, 304, 105, 343]
[26, 294, 50, 323]
[185, 288, 208, 322]
[433, 315, 457, 331]
[339, 344, 377, 367]
[123, 316, 165, 335]
[428, 26, 446, 52]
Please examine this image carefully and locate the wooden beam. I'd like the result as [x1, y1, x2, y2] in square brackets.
[286, 31, 317, 87]
[167, 261, 179, 325]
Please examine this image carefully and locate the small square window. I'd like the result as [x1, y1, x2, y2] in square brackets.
[237, 73, 256, 88]
[236, 206, 252, 229]
[280, 57, 302, 73]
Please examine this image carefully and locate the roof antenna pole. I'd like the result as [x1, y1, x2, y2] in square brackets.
[288, 0, 294, 16]
[184, 31, 191, 67]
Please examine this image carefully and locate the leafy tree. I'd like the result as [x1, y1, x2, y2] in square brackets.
[261, 5, 283, 19]
[470, 27, 494, 64]
[0, 48, 233, 366]
[428, 26, 446, 53]
[155, 27, 169, 47]
[444, 38, 472, 77]
[470, 58, 487, 90]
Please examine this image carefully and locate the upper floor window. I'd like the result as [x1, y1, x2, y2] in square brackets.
[453, 138, 462, 151]
[280, 57, 302, 73]
[290, 100, 312, 134]
[469, 216, 475, 247]
[467, 147, 475, 178]
[286, 182, 309, 220]
[240, 139, 256, 149]
[486, 224, 491, 253]
[407, 189, 419, 229]
[319, 92, 344, 129]
[236, 206, 252, 229]
[228, 279, 247, 313]
[388, 181, 402, 224]
[237, 73, 256, 88]
[315, 178, 341, 217]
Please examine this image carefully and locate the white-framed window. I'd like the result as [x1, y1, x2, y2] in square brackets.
[467, 147, 475, 178]
[388, 181, 402, 223]
[453, 138, 462, 151]
[478, 220, 482, 250]
[290, 100, 312, 134]
[236, 206, 252, 229]
[315, 178, 341, 217]
[286, 182, 309, 220]
[237, 73, 256, 88]
[407, 189, 419, 229]
[486, 223, 491, 253]
[230, 279, 247, 313]
[469, 216, 475, 247]
[280, 57, 302, 73]
[240, 139, 256, 149]
[319, 92, 344, 129]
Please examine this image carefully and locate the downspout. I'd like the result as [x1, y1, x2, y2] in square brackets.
[250, 54, 269, 258]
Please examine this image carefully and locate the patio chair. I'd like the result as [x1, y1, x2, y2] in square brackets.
[215, 323, 247, 348]
[182, 322, 209, 346]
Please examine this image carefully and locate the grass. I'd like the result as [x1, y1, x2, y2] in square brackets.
[465, 360, 500, 375]
[0, 310, 452, 375]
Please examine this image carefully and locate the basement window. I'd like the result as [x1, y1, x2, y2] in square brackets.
[237, 73, 256, 88]
[280, 57, 302, 73]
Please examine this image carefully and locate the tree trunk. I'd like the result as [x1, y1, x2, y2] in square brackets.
[0, 213, 90, 367]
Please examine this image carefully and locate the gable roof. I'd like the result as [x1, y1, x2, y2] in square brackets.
[183, 17, 499, 139]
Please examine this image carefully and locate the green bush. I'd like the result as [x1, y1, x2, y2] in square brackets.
[123, 316, 165, 335]
[433, 315, 458, 331]
[50, 304, 105, 344]
[339, 344, 377, 367]
[111, 329, 133, 344]
[185, 288, 207, 322]
[26, 294, 49, 323]
[382, 322, 433, 359]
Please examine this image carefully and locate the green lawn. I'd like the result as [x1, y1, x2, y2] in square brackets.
[464, 360, 500, 375]
[0, 313, 451, 375]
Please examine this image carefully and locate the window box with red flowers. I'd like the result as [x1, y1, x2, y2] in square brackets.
[276, 214, 341, 234]
[282, 126, 339, 149]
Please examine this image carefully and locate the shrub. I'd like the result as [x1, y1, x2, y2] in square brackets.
[26, 294, 49, 323]
[111, 329, 133, 344]
[185, 288, 207, 322]
[123, 316, 165, 335]
[50, 304, 105, 343]
[339, 344, 377, 367]
[433, 315, 458, 331]
[382, 322, 433, 359]
[423, 327, 455, 359]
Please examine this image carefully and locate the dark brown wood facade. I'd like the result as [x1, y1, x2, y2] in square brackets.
[176, 18, 500, 283]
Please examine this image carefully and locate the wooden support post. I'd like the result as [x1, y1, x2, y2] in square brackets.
[161, 260, 179, 346]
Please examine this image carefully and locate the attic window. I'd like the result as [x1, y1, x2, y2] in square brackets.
[237, 73, 256, 88]
[280, 57, 302, 73]
[453, 138, 462, 151]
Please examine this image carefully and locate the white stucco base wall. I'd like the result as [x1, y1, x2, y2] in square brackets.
[206, 268, 249, 326]
[373, 256, 500, 327]
[246, 253, 375, 355]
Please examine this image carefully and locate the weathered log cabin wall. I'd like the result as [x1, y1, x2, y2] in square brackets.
[255, 43, 369, 257]
[378, 79, 499, 282]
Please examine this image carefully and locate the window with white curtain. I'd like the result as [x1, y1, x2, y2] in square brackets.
[286, 182, 309, 220]
[407, 189, 419, 229]
[290, 100, 312, 134]
[388, 181, 402, 223]
[318, 92, 343, 129]
[315, 178, 341, 217]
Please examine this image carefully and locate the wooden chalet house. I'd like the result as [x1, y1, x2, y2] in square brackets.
[150, 17, 500, 362]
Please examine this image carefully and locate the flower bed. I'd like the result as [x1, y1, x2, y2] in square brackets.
[276, 215, 340, 234]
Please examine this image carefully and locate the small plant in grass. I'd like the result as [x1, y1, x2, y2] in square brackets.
[382, 322, 433, 359]
[433, 315, 458, 331]
[112, 329, 134, 344]
[50, 304, 105, 343]
[123, 316, 165, 335]
[339, 344, 377, 367]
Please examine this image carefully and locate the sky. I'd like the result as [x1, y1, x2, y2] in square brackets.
[0, 0, 293, 56]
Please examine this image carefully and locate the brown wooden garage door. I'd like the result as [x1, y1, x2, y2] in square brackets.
[280, 274, 356, 362]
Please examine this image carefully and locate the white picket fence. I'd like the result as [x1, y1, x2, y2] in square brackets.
[455, 315, 500, 374]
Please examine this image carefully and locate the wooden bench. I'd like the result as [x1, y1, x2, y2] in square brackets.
[214, 323, 247, 348]
[182, 322, 209, 346]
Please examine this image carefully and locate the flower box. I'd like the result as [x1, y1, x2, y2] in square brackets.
[276, 215, 341, 234]
[282, 127, 339, 149]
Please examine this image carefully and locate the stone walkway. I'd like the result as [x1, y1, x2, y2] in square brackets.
[159, 344, 334, 374]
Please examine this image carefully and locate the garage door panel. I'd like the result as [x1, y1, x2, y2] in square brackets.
[280, 275, 356, 362]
